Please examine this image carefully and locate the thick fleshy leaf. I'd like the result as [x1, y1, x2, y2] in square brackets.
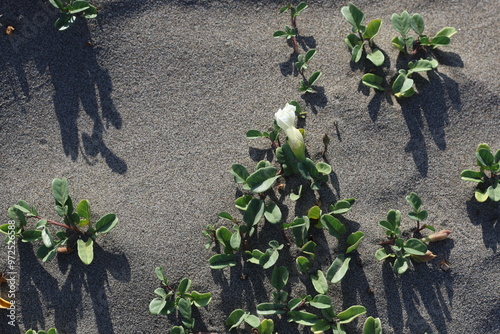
[296, 256, 312, 273]
[178, 298, 192, 322]
[209, 254, 237, 269]
[476, 148, 495, 168]
[310, 270, 328, 294]
[52, 178, 69, 206]
[301, 240, 317, 256]
[230, 164, 250, 184]
[77, 238, 94, 265]
[366, 49, 384, 66]
[246, 167, 279, 193]
[177, 278, 192, 296]
[362, 73, 384, 91]
[226, 309, 248, 329]
[346, 231, 365, 253]
[321, 214, 346, 239]
[341, 3, 365, 32]
[235, 195, 253, 210]
[363, 316, 382, 334]
[404, 238, 427, 255]
[245, 314, 260, 328]
[375, 248, 393, 260]
[149, 297, 167, 315]
[394, 257, 409, 274]
[408, 59, 438, 74]
[258, 319, 275, 334]
[95, 213, 118, 234]
[326, 255, 351, 283]
[345, 34, 361, 49]
[487, 182, 500, 201]
[243, 199, 265, 227]
[406, 192, 422, 211]
[410, 13, 425, 35]
[308, 206, 322, 220]
[316, 162, 332, 175]
[288, 311, 319, 326]
[391, 11, 411, 36]
[310, 294, 332, 309]
[76, 199, 91, 226]
[216, 226, 233, 253]
[271, 266, 289, 291]
[171, 326, 185, 334]
[21, 229, 42, 242]
[191, 291, 212, 307]
[257, 303, 287, 315]
[37, 245, 57, 262]
[337, 305, 367, 324]
[363, 19, 382, 43]
[475, 188, 489, 202]
[265, 201, 282, 224]
[351, 43, 363, 63]
[290, 185, 302, 201]
[246, 130, 263, 139]
[155, 266, 167, 283]
[41, 228, 54, 248]
[435, 27, 457, 38]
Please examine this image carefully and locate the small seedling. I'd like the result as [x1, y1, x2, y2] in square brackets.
[226, 309, 274, 333]
[391, 11, 457, 54]
[341, 3, 384, 66]
[299, 70, 322, 93]
[149, 267, 212, 333]
[405, 192, 434, 233]
[48, 0, 98, 30]
[274, 2, 308, 54]
[230, 161, 281, 194]
[461, 143, 500, 202]
[2, 178, 118, 265]
[295, 49, 317, 74]
[245, 240, 284, 269]
[392, 58, 438, 97]
[25, 329, 58, 334]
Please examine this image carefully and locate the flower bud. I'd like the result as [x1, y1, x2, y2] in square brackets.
[275, 103, 306, 161]
[411, 250, 437, 263]
[421, 230, 451, 243]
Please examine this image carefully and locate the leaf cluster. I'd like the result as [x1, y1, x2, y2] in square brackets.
[25, 329, 58, 334]
[2, 178, 118, 265]
[460, 143, 500, 202]
[149, 267, 212, 333]
[49, 0, 98, 30]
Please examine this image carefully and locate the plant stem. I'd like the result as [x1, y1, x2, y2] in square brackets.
[379, 239, 396, 245]
[290, 16, 299, 54]
[34, 216, 79, 232]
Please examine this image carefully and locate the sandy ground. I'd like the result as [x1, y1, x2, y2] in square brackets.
[0, 0, 499, 333]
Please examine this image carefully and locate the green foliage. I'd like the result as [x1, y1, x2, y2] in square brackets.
[341, 3, 385, 67]
[295, 49, 317, 73]
[299, 70, 322, 93]
[245, 240, 284, 269]
[49, 0, 98, 30]
[392, 58, 438, 97]
[391, 11, 456, 52]
[4, 178, 118, 265]
[149, 267, 211, 333]
[461, 143, 500, 202]
[25, 329, 58, 334]
[230, 162, 280, 193]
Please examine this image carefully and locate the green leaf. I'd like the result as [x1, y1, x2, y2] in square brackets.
[77, 238, 94, 265]
[315, 162, 332, 175]
[346, 231, 365, 253]
[411, 13, 425, 35]
[391, 36, 406, 52]
[366, 49, 384, 66]
[41, 228, 54, 248]
[375, 248, 393, 261]
[296, 2, 308, 14]
[435, 27, 457, 38]
[191, 291, 212, 307]
[311, 270, 328, 294]
[363, 316, 383, 334]
[297, 158, 318, 180]
[391, 11, 412, 37]
[14, 200, 37, 216]
[230, 231, 241, 251]
[276, 143, 299, 176]
[95, 213, 118, 234]
[296, 256, 312, 273]
[475, 188, 489, 202]
[82, 5, 98, 19]
[230, 164, 250, 184]
[171, 326, 185, 334]
[351, 43, 363, 63]
[326, 255, 351, 283]
[68, 1, 90, 14]
[404, 238, 427, 255]
[155, 266, 167, 284]
[288, 311, 319, 326]
[304, 49, 317, 63]
[408, 59, 438, 74]
[245, 314, 261, 328]
[406, 192, 422, 211]
[76, 199, 91, 227]
[177, 278, 192, 296]
[37, 245, 57, 262]
[149, 297, 167, 315]
[178, 297, 192, 321]
[49, 0, 64, 9]
[226, 309, 248, 329]
[330, 199, 355, 214]
[394, 257, 409, 274]
[54, 13, 76, 31]
[476, 148, 495, 168]
[363, 19, 382, 43]
[290, 185, 302, 201]
[362, 73, 384, 91]
[321, 214, 346, 239]
[153, 287, 167, 298]
[234, 195, 253, 210]
[243, 198, 265, 227]
[257, 303, 287, 315]
[311, 319, 331, 333]
[308, 206, 322, 220]
[301, 240, 317, 256]
[345, 34, 361, 50]
[257, 319, 275, 334]
[308, 71, 322, 86]
[337, 305, 367, 324]
[273, 30, 287, 38]
[310, 294, 332, 309]
[218, 212, 234, 222]
[216, 226, 233, 254]
[246, 166, 279, 193]
[341, 3, 365, 33]
[393, 71, 414, 98]
[209, 254, 237, 269]
[271, 266, 289, 291]
[21, 229, 42, 242]
[246, 130, 263, 139]
[487, 182, 500, 202]
[264, 201, 282, 224]
[52, 178, 69, 206]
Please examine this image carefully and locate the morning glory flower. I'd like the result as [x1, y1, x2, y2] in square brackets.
[275, 103, 305, 162]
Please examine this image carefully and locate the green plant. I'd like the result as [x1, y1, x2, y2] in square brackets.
[460, 143, 500, 202]
[25, 329, 58, 334]
[391, 11, 457, 54]
[392, 58, 438, 97]
[48, 0, 98, 30]
[149, 267, 212, 333]
[405, 192, 434, 232]
[299, 70, 322, 93]
[341, 3, 384, 66]
[2, 178, 118, 265]
[274, 2, 308, 54]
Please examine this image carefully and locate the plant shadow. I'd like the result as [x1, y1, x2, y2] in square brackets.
[18, 241, 131, 334]
[1, 0, 126, 174]
[466, 198, 499, 252]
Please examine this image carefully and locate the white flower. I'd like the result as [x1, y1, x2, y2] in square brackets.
[275, 103, 296, 130]
[274, 103, 305, 161]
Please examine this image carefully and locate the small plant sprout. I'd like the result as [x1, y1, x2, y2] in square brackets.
[299, 70, 322, 93]
[392, 58, 438, 97]
[226, 309, 274, 333]
[461, 143, 500, 202]
[274, 2, 308, 54]
[149, 267, 212, 333]
[48, 0, 98, 30]
[295, 49, 317, 74]
[245, 240, 284, 269]
[391, 11, 457, 54]
[405, 192, 434, 233]
[25, 329, 59, 334]
[341, 3, 384, 66]
[2, 178, 118, 265]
